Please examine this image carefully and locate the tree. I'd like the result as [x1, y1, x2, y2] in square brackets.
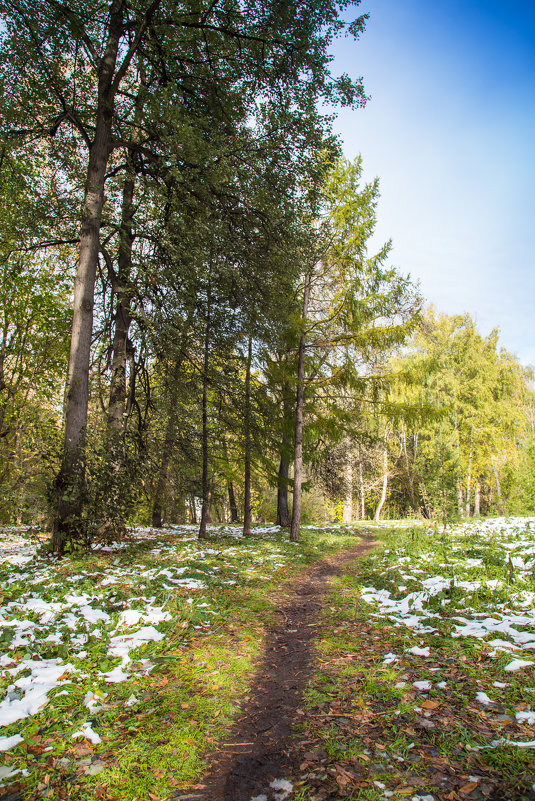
[387, 308, 535, 520]
[0, 0, 368, 548]
[287, 156, 420, 539]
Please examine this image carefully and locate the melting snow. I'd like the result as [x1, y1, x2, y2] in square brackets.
[0, 734, 23, 752]
[504, 659, 535, 672]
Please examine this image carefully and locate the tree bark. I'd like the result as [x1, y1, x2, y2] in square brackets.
[474, 481, 481, 516]
[359, 453, 365, 519]
[199, 290, 211, 540]
[107, 86, 144, 434]
[107, 175, 135, 433]
[228, 481, 239, 523]
[492, 456, 504, 515]
[276, 386, 292, 527]
[374, 442, 388, 522]
[290, 272, 311, 542]
[152, 397, 177, 527]
[276, 454, 291, 527]
[243, 335, 253, 536]
[151, 309, 194, 527]
[52, 6, 123, 552]
[465, 433, 473, 517]
[342, 446, 353, 525]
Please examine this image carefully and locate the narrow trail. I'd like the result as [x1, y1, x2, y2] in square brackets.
[175, 535, 377, 801]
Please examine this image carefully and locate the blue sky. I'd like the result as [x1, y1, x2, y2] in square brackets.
[330, 0, 535, 367]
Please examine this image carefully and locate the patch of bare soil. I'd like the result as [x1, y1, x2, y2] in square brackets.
[175, 535, 376, 801]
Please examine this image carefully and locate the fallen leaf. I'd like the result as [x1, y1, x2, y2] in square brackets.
[422, 699, 440, 710]
[459, 782, 478, 795]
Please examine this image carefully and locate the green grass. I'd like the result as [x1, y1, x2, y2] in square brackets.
[0, 523, 359, 800]
[295, 518, 535, 800]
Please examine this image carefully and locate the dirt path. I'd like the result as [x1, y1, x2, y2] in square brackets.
[176, 535, 376, 801]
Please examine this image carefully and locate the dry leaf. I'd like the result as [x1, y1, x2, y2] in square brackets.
[459, 782, 478, 795]
[422, 699, 440, 710]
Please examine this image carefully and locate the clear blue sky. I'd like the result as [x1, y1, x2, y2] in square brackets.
[329, 0, 535, 367]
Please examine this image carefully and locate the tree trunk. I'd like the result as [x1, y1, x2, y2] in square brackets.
[457, 484, 463, 516]
[492, 456, 504, 515]
[107, 174, 135, 433]
[151, 310, 194, 527]
[243, 335, 253, 536]
[290, 272, 311, 542]
[474, 481, 481, 516]
[276, 454, 291, 527]
[150, 371, 179, 528]
[228, 481, 239, 523]
[199, 291, 211, 540]
[276, 385, 293, 527]
[190, 494, 197, 524]
[342, 447, 353, 525]
[374, 443, 388, 522]
[465, 434, 473, 517]
[52, 6, 123, 553]
[107, 87, 144, 435]
[359, 455, 365, 519]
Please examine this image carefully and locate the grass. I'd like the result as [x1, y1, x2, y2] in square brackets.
[0, 522, 358, 800]
[4, 517, 535, 800]
[295, 517, 535, 801]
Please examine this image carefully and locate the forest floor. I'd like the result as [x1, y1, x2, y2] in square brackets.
[1, 519, 535, 801]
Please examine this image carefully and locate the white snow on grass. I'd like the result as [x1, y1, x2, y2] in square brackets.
[358, 517, 535, 666]
[504, 659, 535, 672]
[71, 722, 102, 745]
[0, 523, 320, 753]
[0, 734, 23, 752]
[0, 659, 75, 726]
[413, 680, 432, 691]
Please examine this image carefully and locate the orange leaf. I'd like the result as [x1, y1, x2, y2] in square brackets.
[459, 782, 478, 795]
[422, 699, 440, 710]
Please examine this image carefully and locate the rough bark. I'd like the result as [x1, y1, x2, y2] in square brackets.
[290, 272, 311, 542]
[107, 174, 135, 433]
[374, 443, 388, 522]
[190, 494, 197, 525]
[150, 372, 179, 528]
[465, 434, 473, 518]
[52, 5, 123, 552]
[228, 481, 239, 523]
[199, 292, 211, 540]
[276, 386, 292, 527]
[243, 335, 253, 536]
[342, 447, 353, 525]
[492, 456, 504, 515]
[474, 480, 481, 516]
[107, 85, 144, 434]
[276, 454, 291, 527]
[359, 454, 365, 519]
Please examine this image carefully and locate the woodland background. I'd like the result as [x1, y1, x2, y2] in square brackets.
[0, 0, 534, 546]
